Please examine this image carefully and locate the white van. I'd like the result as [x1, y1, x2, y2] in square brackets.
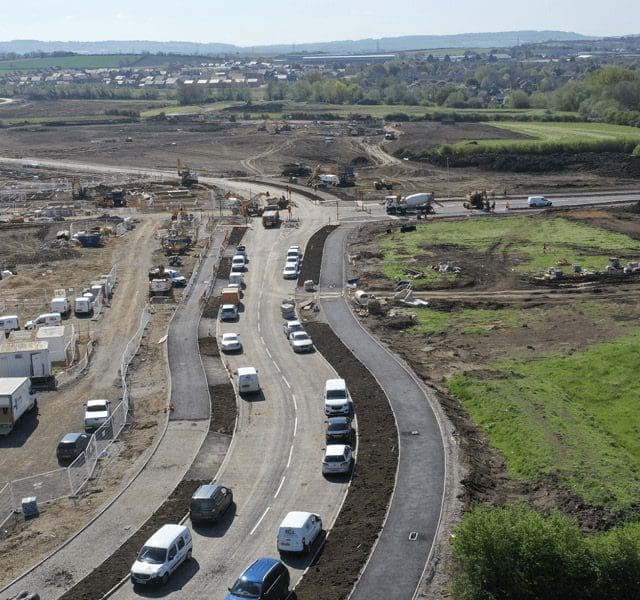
[237, 366, 260, 395]
[74, 296, 94, 316]
[324, 378, 351, 416]
[277, 511, 323, 554]
[130, 524, 193, 586]
[527, 195, 552, 207]
[50, 297, 70, 317]
[25, 312, 62, 330]
[0, 315, 20, 334]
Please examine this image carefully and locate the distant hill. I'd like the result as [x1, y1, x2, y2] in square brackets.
[0, 31, 595, 57]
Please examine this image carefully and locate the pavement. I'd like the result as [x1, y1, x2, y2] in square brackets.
[319, 224, 447, 600]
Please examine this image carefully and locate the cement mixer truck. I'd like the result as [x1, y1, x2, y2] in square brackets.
[385, 193, 437, 215]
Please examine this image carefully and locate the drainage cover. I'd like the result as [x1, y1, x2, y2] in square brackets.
[409, 531, 418, 541]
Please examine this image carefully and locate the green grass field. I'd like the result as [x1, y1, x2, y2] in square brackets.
[0, 54, 141, 71]
[492, 121, 640, 143]
[449, 332, 640, 509]
[378, 216, 640, 284]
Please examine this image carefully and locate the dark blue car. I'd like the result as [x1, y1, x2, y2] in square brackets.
[225, 557, 290, 600]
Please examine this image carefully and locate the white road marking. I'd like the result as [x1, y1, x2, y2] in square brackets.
[260, 336, 265, 345]
[250, 507, 270, 535]
[274, 476, 286, 498]
[282, 376, 291, 389]
[274, 362, 281, 373]
[293, 416, 298, 438]
[292, 394, 298, 411]
[265, 348, 272, 359]
[287, 445, 294, 468]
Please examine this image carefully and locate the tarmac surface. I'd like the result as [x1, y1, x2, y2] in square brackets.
[319, 224, 447, 600]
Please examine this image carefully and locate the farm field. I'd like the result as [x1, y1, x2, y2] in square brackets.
[0, 54, 141, 71]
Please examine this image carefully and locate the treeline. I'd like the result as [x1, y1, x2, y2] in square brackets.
[452, 504, 640, 600]
[0, 84, 162, 101]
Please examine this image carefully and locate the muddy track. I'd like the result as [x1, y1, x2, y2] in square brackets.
[240, 138, 295, 176]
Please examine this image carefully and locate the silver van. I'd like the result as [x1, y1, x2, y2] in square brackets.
[130, 524, 193, 586]
[190, 484, 233, 523]
[0, 315, 20, 334]
[527, 195, 552, 207]
[25, 312, 62, 330]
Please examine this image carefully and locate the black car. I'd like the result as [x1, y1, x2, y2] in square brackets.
[56, 432, 91, 462]
[325, 416, 353, 443]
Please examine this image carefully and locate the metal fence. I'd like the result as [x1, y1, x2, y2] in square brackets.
[0, 304, 151, 527]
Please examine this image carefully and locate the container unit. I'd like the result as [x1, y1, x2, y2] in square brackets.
[0, 341, 55, 390]
[35, 325, 67, 363]
[0, 377, 37, 435]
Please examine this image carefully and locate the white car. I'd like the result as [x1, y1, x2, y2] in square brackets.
[219, 304, 238, 321]
[283, 319, 305, 337]
[220, 332, 242, 353]
[322, 444, 353, 475]
[527, 195, 553, 207]
[84, 399, 112, 432]
[282, 264, 299, 279]
[289, 331, 314, 353]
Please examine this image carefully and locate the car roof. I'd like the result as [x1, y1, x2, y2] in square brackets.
[325, 378, 347, 390]
[237, 366, 257, 376]
[86, 398, 109, 407]
[222, 332, 239, 338]
[192, 483, 225, 500]
[60, 432, 85, 443]
[241, 557, 282, 582]
[280, 511, 315, 529]
[144, 524, 189, 548]
[325, 444, 349, 456]
[285, 319, 301, 326]
[221, 303, 237, 309]
[328, 416, 350, 425]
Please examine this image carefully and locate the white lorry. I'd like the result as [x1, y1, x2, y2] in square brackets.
[385, 192, 435, 215]
[0, 377, 37, 435]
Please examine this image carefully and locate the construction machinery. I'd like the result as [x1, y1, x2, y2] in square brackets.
[177, 159, 198, 187]
[463, 190, 492, 212]
[307, 164, 356, 188]
[385, 193, 441, 215]
[71, 177, 89, 201]
[374, 178, 394, 191]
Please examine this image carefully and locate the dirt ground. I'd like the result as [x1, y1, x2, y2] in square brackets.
[1, 99, 640, 598]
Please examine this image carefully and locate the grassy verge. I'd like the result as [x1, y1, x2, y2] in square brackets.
[378, 216, 640, 284]
[448, 331, 640, 509]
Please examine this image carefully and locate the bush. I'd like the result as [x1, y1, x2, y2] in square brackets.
[452, 504, 640, 600]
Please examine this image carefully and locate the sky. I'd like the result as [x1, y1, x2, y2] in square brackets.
[0, 0, 638, 46]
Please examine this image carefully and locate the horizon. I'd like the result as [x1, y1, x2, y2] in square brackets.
[0, 0, 638, 47]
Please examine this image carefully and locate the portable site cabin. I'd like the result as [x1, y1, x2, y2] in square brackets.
[36, 326, 67, 363]
[0, 341, 55, 390]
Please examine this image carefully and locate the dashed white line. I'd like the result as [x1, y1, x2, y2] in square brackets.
[293, 416, 298, 438]
[259, 336, 265, 345]
[282, 376, 291, 389]
[274, 476, 286, 498]
[250, 507, 270, 535]
[274, 362, 281, 373]
[292, 394, 298, 411]
[287, 445, 294, 468]
[265, 348, 272, 359]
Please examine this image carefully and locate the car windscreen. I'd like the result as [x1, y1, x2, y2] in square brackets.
[137, 545, 166, 564]
[325, 455, 345, 462]
[86, 405, 105, 412]
[326, 390, 347, 400]
[229, 579, 261, 597]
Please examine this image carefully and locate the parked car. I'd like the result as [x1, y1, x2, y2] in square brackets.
[235, 245, 248, 260]
[283, 319, 304, 337]
[322, 444, 353, 475]
[220, 332, 242, 353]
[277, 511, 322, 554]
[130, 524, 193, 586]
[84, 399, 112, 433]
[282, 264, 299, 280]
[25, 312, 62, 330]
[225, 557, 290, 600]
[165, 269, 187, 287]
[289, 330, 314, 353]
[190, 484, 233, 524]
[325, 416, 354, 443]
[323, 378, 351, 416]
[56, 432, 91, 462]
[220, 304, 239, 322]
[237, 366, 260, 395]
[231, 254, 246, 272]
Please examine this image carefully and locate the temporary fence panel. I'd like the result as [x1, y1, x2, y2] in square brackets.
[10, 467, 69, 510]
[0, 482, 14, 529]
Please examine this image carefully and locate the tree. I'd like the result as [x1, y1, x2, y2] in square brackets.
[508, 89, 530, 109]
